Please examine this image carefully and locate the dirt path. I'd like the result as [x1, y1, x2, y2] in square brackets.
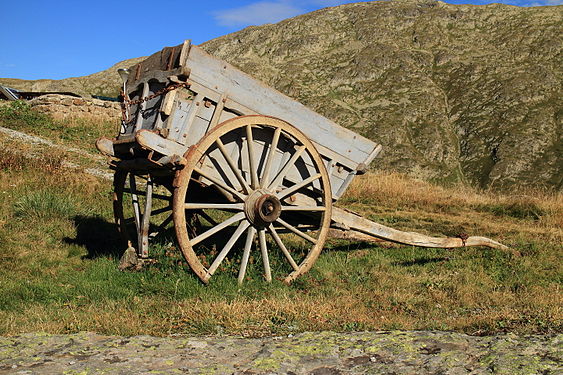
[0, 331, 560, 374]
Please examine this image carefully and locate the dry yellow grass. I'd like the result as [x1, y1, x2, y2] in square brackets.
[342, 171, 562, 242]
[0, 166, 561, 337]
[346, 171, 562, 214]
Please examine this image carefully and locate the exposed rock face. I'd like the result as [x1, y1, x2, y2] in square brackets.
[201, 0, 562, 190]
[2, 0, 561, 189]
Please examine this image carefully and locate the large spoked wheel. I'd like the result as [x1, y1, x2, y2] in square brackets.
[113, 170, 174, 257]
[173, 115, 332, 284]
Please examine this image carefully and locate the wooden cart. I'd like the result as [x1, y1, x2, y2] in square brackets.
[97, 41, 507, 284]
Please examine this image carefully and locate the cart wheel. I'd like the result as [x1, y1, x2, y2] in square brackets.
[173, 115, 332, 284]
[113, 170, 174, 257]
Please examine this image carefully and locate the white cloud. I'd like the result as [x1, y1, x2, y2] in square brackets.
[213, 1, 303, 27]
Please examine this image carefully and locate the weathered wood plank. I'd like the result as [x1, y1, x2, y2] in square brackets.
[185, 45, 379, 170]
[136, 130, 186, 157]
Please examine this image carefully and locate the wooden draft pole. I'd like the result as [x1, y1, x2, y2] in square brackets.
[331, 207, 510, 251]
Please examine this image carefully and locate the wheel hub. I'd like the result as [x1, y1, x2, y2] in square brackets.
[244, 189, 281, 227]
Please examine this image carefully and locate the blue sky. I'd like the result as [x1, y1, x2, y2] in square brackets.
[0, 0, 560, 80]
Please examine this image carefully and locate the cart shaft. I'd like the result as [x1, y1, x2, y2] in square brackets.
[330, 207, 509, 250]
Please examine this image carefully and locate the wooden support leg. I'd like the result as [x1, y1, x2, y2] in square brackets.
[139, 176, 153, 258]
[129, 174, 142, 256]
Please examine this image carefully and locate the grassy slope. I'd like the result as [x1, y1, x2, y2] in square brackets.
[0, 100, 116, 155]
[0, 108, 560, 336]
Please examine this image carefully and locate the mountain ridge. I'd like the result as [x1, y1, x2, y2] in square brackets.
[1, 0, 561, 190]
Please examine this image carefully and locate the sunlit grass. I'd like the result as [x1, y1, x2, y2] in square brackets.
[0, 154, 560, 337]
[0, 100, 117, 153]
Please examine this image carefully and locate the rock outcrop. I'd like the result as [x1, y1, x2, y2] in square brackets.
[1, 331, 561, 374]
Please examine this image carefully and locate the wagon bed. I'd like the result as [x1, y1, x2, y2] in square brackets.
[99, 41, 381, 200]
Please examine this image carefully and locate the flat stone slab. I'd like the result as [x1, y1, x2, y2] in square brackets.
[0, 331, 561, 374]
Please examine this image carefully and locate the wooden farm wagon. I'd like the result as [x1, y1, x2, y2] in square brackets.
[96, 41, 507, 284]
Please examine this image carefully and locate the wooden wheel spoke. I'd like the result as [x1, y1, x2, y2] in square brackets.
[185, 203, 244, 211]
[215, 138, 252, 194]
[246, 125, 259, 189]
[149, 213, 173, 238]
[138, 176, 154, 258]
[129, 174, 142, 234]
[260, 126, 281, 188]
[190, 212, 245, 246]
[258, 229, 272, 282]
[267, 145, 306, 191]
[194, 166, 247, 201]
[277, 173, 322, 199]
[268, 225, 299, 271]
[207, 220, 251, 276]
[275, 218, 317, 244]
[123, 189, 171, 201]
[238, 226, 257, 284]
[152, 193, 172, 201]
[196, 210, 219, 226]
[281, 205, 326, 212]
[151, 206, 172, 216]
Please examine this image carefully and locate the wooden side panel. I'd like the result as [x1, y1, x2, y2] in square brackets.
[185, 46, 379, 170]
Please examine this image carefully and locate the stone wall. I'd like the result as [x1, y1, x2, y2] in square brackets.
[29, 94, 121, 121]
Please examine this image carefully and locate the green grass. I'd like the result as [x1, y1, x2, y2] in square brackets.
[0, 100, 116, 153]
[0, 116, 560, 336]
[14, 189, 78, 219]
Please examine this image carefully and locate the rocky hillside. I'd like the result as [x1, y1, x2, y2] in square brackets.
[1, 0, 561, 190]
